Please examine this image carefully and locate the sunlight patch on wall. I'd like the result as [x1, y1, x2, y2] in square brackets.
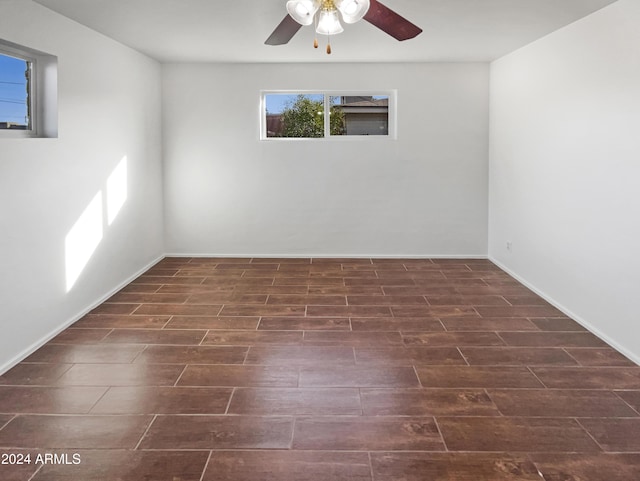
[107, 156, 128, 225]
[65, 191, 104, 292]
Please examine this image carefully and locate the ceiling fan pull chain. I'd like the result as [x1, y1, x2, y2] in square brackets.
[314, 13, 319, 48]
[326, 35, 332, 54]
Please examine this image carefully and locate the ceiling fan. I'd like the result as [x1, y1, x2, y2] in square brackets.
[265, 0, 422, 54]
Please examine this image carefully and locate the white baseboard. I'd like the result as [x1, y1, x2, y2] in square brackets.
[489, 256, 640, 367]
[0, 254, 165, 375]
[164, 253, 490, 259]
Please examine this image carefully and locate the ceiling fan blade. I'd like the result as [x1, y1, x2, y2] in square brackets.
[265, 15, 303, 45]
[364, 0, 423, 41]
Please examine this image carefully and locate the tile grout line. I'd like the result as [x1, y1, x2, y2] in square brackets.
[26, 464, 44, 481]
[574, 417, 607, 452]
[526, 366, 549, 388]
[198, 450, 213, 481]
[133, 414, 158, 451]
[431, 417, 449, 452]
[456, 347, 470, 366]
[367, 451, 375, 481]
[224, 387, 236, 414]
[0, 414, 16, 431]
[612, 391, 640, 416]
[86, 386, 111, 414]
[173, 365, 189, 387]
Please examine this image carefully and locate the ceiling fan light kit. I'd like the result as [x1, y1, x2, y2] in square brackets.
[267, 0, 422, 54]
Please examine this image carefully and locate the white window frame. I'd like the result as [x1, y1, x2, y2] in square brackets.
[0, 39, 58, 139]
[260, 90, 397, 141]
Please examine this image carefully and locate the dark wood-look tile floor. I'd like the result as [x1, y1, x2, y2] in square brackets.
[1, 257, 639, 480]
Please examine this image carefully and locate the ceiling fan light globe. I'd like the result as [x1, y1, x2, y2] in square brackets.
[286, 0, 319, 26]
[335, 0, 370, 24]
[316, 9, 344, 35]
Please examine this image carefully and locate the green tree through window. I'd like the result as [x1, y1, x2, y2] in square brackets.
[280, 95, 345, 138]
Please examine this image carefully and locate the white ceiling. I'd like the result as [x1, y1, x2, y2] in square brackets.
[33, 0, 617, 63]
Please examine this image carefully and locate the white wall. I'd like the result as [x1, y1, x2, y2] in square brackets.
[489, 0, 640, 362]
[0, 1, 164, 371]
[162, 63, 489, 257]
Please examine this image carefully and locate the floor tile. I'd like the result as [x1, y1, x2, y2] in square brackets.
[133, 304, 223, 316]
[55, 364, 185, 386]
[24, 344, 144, 364]
[459, 347, 578, 366]
[416, 366, 544, 388]
[300, 366, 419, 388]
[579, 418, 640, 451]
[89, 304, 140, 315]
[306, 305, 392, 317]
[133, 275, 205, 285]
[245, 346, 355, 365]
[157, 284, 236, 294]
[438, 417, 600, 452]
[258, 317, 350, 330]
[50, 328, 112, 344]
[292, 417, 444, 451]
[102, 329, 207, 345]
[531, 453, 640, 481]
[73, 314, 171, 329]
[476, 305, 567, 317]
[228, 388, 361, 415]
[177, 365, 299, 387]
[220, 305, 306, 316]
[350, 317, 444, 332]
[32, 450, 210, 481]
[355, 346, 466, 365]
[0, 415, 152, 449]
[202, 450, 371, 481]
[498, 331, 607, 347]
[488, 389, 638, 417]
[139, 415, 293, 449]
[303, 331, 403, 346]
[530, 317, 587, 331]
[441, 317, 538, 331]
[370, 452, 541, 481]
[187, 293, 268, 304]
[105, 292, 190, 304]
[347, 295, 428, 305]
[426, 295, 510, 306]
[402, 332, 505, 347]
[164, 316, 259, 330]
[391, 306, 479, 318]
[565, 348, 638, 366]
[203, 330, 303, 345]
[361, 388, 500, 416]
[0, 363, 72, 386]
[91, 386, 233, 414]
[0, 386, 107, 414]
[134, 345, 247, 364]
[531, 367, 640, 389]
[267, 295, 347, 305]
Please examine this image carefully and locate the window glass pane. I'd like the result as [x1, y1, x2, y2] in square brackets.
[0, 53, 30, 130]
[265, 93, 324, 138]
[329, 95, 389, 136]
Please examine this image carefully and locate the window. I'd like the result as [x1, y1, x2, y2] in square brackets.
[0, 39, 58, 138]
[262, 91, 395, 140]
[0, 52, 32, 131]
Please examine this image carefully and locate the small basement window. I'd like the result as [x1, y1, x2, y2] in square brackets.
[0, 52, 32, 131]
[262, 91, 395, 140]
[0, 39, 58, 138]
